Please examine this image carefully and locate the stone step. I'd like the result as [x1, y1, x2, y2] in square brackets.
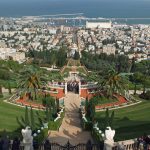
[49, 93, 93, 145]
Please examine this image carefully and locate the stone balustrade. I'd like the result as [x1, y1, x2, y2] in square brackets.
[113, 139, 138, 150]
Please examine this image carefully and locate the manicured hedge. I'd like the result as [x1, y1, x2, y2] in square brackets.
[48, 111, 65, 131]
[81, 119, 93, 131]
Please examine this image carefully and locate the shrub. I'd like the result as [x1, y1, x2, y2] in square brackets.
[0, 94, 3, 98]
[92, 128, 104, 142]
[48, 111, 65, 131]
[34, 128, 48, 145]
[81, 119, 93, 131]
[16, 106, 41, 130]
[139, 91, 150, 100]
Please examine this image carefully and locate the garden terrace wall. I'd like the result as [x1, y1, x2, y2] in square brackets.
[49, 88, 65, 99]
[80, 88, 97, 100]
[15, 88, 65, 109]
[95, 95, 128, 110]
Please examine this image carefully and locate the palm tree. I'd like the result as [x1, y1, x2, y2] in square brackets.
[18, 66, 41, 100]
[103, 69, 128, 98]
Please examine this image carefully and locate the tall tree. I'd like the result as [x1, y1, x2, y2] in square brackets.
[18, 66, 41, 100]
[130, 72, 143, 95]
[16, 106, 38, 130]
[103, 69, 128, 97]
[56, 47, 67, 67]
[0, 67, 11, 97]
[140, 75, 150, 94]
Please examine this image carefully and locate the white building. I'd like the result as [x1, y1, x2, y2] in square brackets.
[0, 48, 25, 63]
[49, 29, 57, 34]
[102, 44, 116, 55]
[86, 21, 112, 29]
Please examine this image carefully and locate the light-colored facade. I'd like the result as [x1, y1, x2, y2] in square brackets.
[102, 44, 116, 55]
[86, 21, 112, 29]
[0, 48, 25, 62]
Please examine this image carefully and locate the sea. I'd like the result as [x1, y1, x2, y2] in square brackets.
[0, 0, 150, 24]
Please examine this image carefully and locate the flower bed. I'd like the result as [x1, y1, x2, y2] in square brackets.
[15, 89, 65, 109]
[95, 95, 128, 110]
[16, 98, 45, 109]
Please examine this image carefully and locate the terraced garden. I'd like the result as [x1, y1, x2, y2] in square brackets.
[95, 100, 150, 141]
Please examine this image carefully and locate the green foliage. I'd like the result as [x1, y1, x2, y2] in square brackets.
[0, 60, 23, 73]
[110, 111, 114, 128]
[0, 94, 3, 98]
[140, 91, 150, 100]
[133, 60, 150, 75]
[95, 101, 150, 140]
[90, 95, 118, 105]
[42, 95, 57, 122]
[82, 119, 93, 131]
[16, 106, 40, 130]
[48, 71, 63, 82]
[56, 47, 67, 67]
[104, 109, 115, 128]
[0, 60, 25, 94]
[76, 67, 87, 75]
[18, 65, 46, 100]
[25, 106, 30, 126]
[80, 51, 130, 73]
[85, 99, 96, 122]
[129, 72, 150, 94]
[45, 106, 53, 122]
[129, 72, 143, 94]
[105, 109, 109, 127]
[96, 109, 115, 131]
[140, 75, 150, 94]
[34, 128, 48, 144]
[48, 111, 65, 130]
[27, 47, 67, 68]
[31, 108, 35, 129]
[103, 69, 128, 97]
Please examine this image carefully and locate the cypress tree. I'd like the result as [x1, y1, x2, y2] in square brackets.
[25, 106, 30, 126]
[30, 107, 35, 129]
[105, 108, 109, 127]
[110, 111, 114, 128]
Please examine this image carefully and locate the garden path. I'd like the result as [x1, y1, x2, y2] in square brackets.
[49, 92, 93, 145]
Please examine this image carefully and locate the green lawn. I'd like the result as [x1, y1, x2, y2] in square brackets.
[0, 101, 25, 132]
[95, 100, 150, 141]
[62, 67, 72, 74]
[0, 92, 11, 101]
[77, 67, 87, 75]
[0, 94, 63, 137]
[0, 94, 45, 133]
